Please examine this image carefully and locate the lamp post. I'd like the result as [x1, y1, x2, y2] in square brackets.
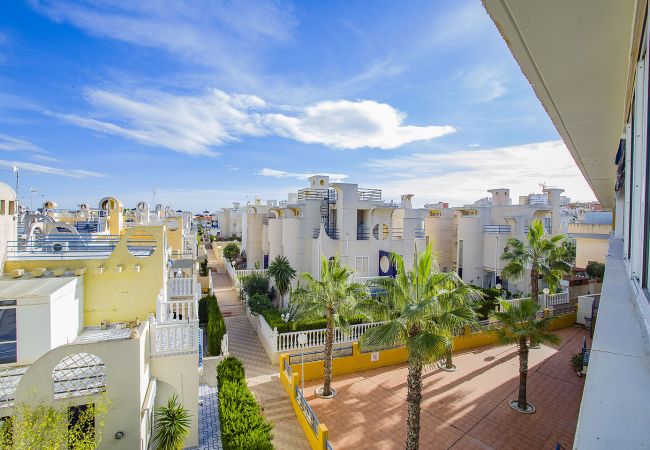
[297, 332, 308, 392]
[494, 235, 499, 288]
[542, 287, 550, 308]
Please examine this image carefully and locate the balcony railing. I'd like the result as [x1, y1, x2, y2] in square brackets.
[483, 225, 512, 234]
[150, 318, 199, 357]
[297, 189, 337, 202]
[168, 278, 200, 298]
[158, 299, 198, 322]
[357, 227, 370, 240]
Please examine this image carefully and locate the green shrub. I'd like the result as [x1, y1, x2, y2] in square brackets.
[199, 259, 209, 276]
[248, 294, 273, 316]
[470, 285, 512, 320]
[218, 378, 273, 450]
[205, 295, 226, 356]
[241, 273, 271, 298]
[585, 261, 605, 279]
[217, 356, 245, 388]
[223, 243, 241, 263]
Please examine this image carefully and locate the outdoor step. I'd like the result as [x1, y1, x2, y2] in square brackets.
[264, 411, 298, 422]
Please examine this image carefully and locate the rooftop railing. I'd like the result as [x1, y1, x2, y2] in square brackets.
[483, 224, 512, 234]
[357, 188, 382, 202]
[297, 189, 337, 202]
[6, 234, 126, 260]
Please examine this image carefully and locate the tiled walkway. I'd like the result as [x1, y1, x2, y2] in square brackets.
[209, 251, 310, 450]
[305, 326, 589, 450]
[191, 384, 223, 450]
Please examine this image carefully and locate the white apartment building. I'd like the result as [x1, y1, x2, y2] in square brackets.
[483, 0, 650, 447]
[425, 187, 565, 294]
[244, 176, 426, 302]
[0, 189, 202, 449]
[217, 203, 245, 238]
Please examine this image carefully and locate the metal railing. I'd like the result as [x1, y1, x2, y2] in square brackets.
[357, 227, 370, 240]
[288, 345, 353, 364]
[483, 225, 512, 234]
[297, 188, 337, 202]
[283, 358, 293, 380]
[414, 228, 425, 238]
[296, 388, 320, 436]
[7, 234, 126, 259]
[357, 188, 382, 202]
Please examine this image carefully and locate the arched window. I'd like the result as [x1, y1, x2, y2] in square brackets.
[52, 353, 106, 400]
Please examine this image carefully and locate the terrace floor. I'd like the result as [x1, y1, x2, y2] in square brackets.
[305, 326, 588, 450]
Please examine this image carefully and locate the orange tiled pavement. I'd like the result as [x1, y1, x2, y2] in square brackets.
[304, 326, 589, 450]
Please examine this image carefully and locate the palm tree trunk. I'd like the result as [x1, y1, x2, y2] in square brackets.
[517, 336, 529, 410]
[406, 357, 423, 450]
[322, 307, 334, 396]
[445, 347, 453, 369]
[530, 264, 539, 304]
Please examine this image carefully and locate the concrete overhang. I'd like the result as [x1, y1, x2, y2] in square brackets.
[482, 0, 643, 208]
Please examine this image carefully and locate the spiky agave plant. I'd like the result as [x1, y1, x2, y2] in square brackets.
[153, 394, 191, 450]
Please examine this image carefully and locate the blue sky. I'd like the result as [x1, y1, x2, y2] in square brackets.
[0, 0, 595, 211]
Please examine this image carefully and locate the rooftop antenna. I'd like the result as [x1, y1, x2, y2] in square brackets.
[12, 164, 18, 205]
[152, 187, 157, 208]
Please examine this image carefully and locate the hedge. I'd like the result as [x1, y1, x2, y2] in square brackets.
[217, 357, 273, 450]
[203, 294, 226, 356]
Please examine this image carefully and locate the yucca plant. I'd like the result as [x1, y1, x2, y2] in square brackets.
[153, 394, 191, 450]
[491, 299, 560, 413]
[267, 255, 296, 307]
[360, 245, 480, 450]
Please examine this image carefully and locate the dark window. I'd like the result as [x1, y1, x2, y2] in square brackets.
[0, 308, 16, 364]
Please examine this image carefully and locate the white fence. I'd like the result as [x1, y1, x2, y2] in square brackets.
[168, 277, 199, 298]
[276, 321, 386, 352]
[497, 291, 570, 311]
[150, 318, 198, 357]
[224, 260, 268, 288]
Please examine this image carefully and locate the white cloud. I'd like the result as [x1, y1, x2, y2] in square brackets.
[0, 160, 104, 179]
[31, 154, 60, 163]
[51, 89, 455, 154]
[264, 100, 455, 149]
[462, 67, 507, 102]
[365, 141, 596, 205]
[258, 168, 348, 183]
[0, 134, 43, 152]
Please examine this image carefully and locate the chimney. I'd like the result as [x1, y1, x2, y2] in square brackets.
[401, 194, 414, 209]
[487, 188, 510, 207]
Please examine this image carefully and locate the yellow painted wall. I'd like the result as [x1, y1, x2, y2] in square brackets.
[5, 226, 165, 326]
[279, 354, 330, 450]
[575, 237, 609, 267]
[166, 219, 184, 253]
[285, 312, 578, 383]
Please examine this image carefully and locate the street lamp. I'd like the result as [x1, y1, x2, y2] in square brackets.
[542, 287, 550, 308]
[297, 332, 308, 392]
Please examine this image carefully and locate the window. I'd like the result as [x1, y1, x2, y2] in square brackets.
[0, 200, 5, 215]
[0, 300, 17, 364]
[7, 201, 14, 216]
[355, 256, 369, 278]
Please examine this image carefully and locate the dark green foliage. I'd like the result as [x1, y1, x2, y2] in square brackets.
[199, 259, 209, 276]
[199, 295, 209, 324]
[569, 352, 583, 371]
[470, 286, 511, 320]
[223, 243, 241, 263]
[241, 273, 271, 297]
[203, 294, 226, 356]
[267, 255, 296, 298]
[217, 357, 273, 450]
[585, 261, 605, 279]
[247, 293, 273, 316]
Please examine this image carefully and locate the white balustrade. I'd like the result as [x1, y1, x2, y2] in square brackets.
[275, 321, 386, 352]
[543, 291, 570, 307]
[158, 299, 198, 322]
[150, 318, 198, 356]
[168, 277, 196, 298]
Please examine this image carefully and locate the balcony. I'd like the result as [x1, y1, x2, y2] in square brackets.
[149, 318, 199, 357]
[168, 278, 200, 299]
[7, 234, 124, 260]
[357, 227, 370, 240]
[297, 189, 337, 202]
[483, 225, 512, 234]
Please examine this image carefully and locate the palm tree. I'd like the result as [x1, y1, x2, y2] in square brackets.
[501, 219, 572, 303]
[267, 255, 297, 307]
[293, 256, 367, 398]
[359, 245, 480, 450]
[491, 299, 560, 413]
[153, 394, 191, 450]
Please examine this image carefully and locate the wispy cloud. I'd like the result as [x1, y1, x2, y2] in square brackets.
[0, 160, 105, 179]
[0, 133, 43, 152]
[50, 88, 455, 154]
[258, 168, 348, 182]
[365, 141, 596, 205]
[31, 154, 60, 162]
[460, 67, 508, 102]
[29, 0, 297, 91]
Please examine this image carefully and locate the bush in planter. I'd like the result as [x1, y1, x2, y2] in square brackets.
[223, 243, 240, 263]
[241, 273, 271, 298]
[199, 259, 209, 276]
